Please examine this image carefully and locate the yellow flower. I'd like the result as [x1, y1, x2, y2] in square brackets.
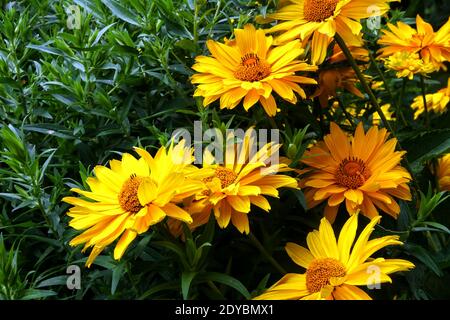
[264, 0, 398, 65]
[171, 131, 298, 235]
[382, 51, 436, 80]
[254, 214, 415, 300]
[300, 122, 411, 223]
[63, 141, 203, 267]
[312, 67, 364, 108]
[378, 15, 450, 71]
[191, 24, 317, 117]
[373, 104, 394, 125]
[411, 78, 450, 119]
[311, 42, 367, 108]
[371, 81, 385, 91]
[328, 36, 369, 64]
[436, 154, 450, 192]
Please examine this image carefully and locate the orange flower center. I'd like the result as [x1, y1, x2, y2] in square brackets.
[335, 157, 371, 189]
[306, 258, 346, 293]
[118, 175, 143, 214]
[204, 167, 237, 189]
[234, 53, 271, 82]
[303, 0, 338, 22]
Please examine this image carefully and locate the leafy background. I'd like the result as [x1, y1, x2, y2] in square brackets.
[0, 0, 449, 300]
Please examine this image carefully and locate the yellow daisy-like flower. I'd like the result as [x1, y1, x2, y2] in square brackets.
[300, 122, 412, 223]
[373, 104, 394, 125]
[264, 0, 398, 65]
[312, 67, 364, 108]
[63, 141, 203, 267]
[382, 51, 436, 80]
[311, 42, 367, 108]
[191, 24, 317, 117]
[411, 78, 450, 119]
[254, 214, 415, 300]
[436, 154, 450, 192]
[378, 15, 450, 71]
[171, 132, 298, 235]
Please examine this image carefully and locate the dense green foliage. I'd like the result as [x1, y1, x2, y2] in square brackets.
[0, 0, 449, 300]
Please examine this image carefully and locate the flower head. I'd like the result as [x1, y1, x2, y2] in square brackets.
[378, 15, 450, 71]
[264, 0, 397, 65]
[372, 104, 394, 125]
[312, 67, 364, 108]
[254, 214, 415, 300]
[382, 51, 436, 80]
[170, 130, 298, 235]
[300, 122, 411, 222]
[191, 24, 317, 117]
[436, 153, 450, 192]
[63, 141, 203, 267]
[311, 42, 367, 108]
[411, 78, 450, 119]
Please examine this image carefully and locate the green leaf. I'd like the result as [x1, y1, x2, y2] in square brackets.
[23, 124, 77, 139]
[138, 281, 180, 300]
[291, 189, 307, 211]
[404, 129, 450, 172]
[92, 23, 117, 46]
[420, 222, 450, 235]
[181, 271, 197, 300]
[175, 39, 197, 53]
[416, 186, 449, 221]
[36, 276, 68, 288]
[195, 272, 250, 299]
[111, 263, 125, 295]
[404, 243, 443, 277]
[21, 289, 57, 300]
[26, 43, 65, 56]
[101, 0, 140, 26]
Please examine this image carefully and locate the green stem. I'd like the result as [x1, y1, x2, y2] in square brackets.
[419, 75, 430, 128]
[314, 98, 326, 133]
[248, 233, 286, 274]
[398, 78, 407, 118]
[367, 49, 407, 126]
[193, 0, 199, 51]
[335, 34, 393, 133]
[336, 96, 355, 130]
[268, 116, 278, 130]
[207, 0, 222, 39]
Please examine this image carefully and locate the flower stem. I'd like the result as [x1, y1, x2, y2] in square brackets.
[419, 75, 430, 128]
[336, 96, 355, 130]
[193, 0, 199, 48]
[335, 33, 393, 133]
[248, 233, 286, 274]
[398, 78, 407, 115]
[367, 49, 408, 126]
[268, 116, 278, 130]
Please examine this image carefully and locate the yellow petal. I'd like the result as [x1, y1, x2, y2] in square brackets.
[161, 203, 193, 224]
[285, 242, 314, 269]
[114, 230, 138, 260]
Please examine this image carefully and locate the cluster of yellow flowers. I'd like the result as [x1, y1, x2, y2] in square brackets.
[64, 137, 297, 267]
[64, 124, 417, 299]
[64, 0, 450, 300]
